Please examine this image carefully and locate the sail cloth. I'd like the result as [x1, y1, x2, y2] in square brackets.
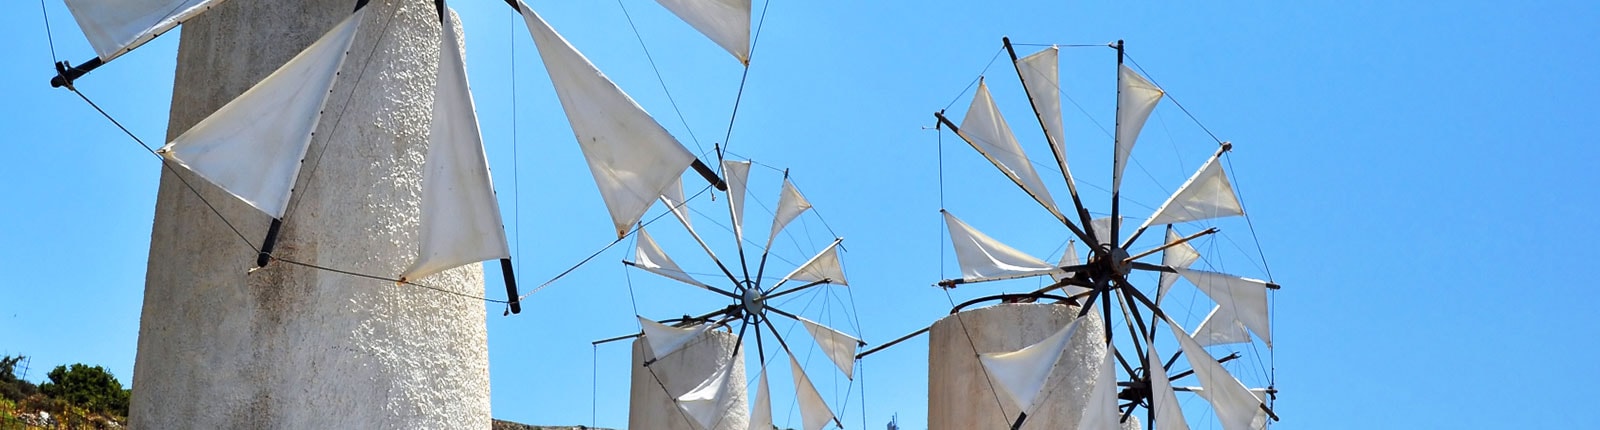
[653, 0, 751, 64]
[1077, 344, 1121, 430]
[722, 160, 751, 242]
[1158, 227, 1201, 301]
[1192, 305, 1251, 347]
[798, 316, 860, 379]
[63, 0, 227, 61]
[1091, 216, 1121, 247]
[1142, 154, 1244, 227]
[159, 10, 364, 218]
[789, 353, 836, 430]
[1146, 341, 1190, 430]
[977, 312, 1085, 417]
[638, 316, 710, 360]
[1015, 46, 1071, 179]
[519, 2, 697, 238]
[1050, 242, 1089, 295]
[1174, 267, 1272, 347]
[661, 176, 695, 229]
[746, 367, 772, 430]
[676, 358, 740, 430]
[1168, 316, 1266, 430]
[765, 178, 813, 250]
[943, 210, 1060, 283]
[1113, 64, 1163, 193]
[777, 239, 848, 287]
[957, 80, 1066, 221]
[400, 9, 511, 282]
[632, 227, 713, 289]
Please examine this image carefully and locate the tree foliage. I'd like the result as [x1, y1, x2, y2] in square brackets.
[0, 355, 37, 402]
[37, 363, 129, 417]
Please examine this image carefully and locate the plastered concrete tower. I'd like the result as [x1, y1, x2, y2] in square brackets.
[129, 1, 492, 428]
[629, 330, 749, 430]
[928, 303, 1108, 430]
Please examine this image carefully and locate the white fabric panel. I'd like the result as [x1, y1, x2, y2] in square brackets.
[722, 160, 751, 242]
[1113, 64, 1163, 192]
[1146, 342, 1190, 430]
[1077, 344, 1121, 430]
[1144, 155, 1244, 226]
[159, 10, 363, 218]
[662, 176, 694, 230]
[746, 367, 772, 430]
[788, 354, 835, 430]
[943, 211, 1058, 282]
[63, 0, 225, 61]
[677, 358, 739, 430]
[520, 3, 696, 238]
[779, 240, 848, 286]
[958, 80, 1064, 220]
[1175, 268, 1272, 347]
[638, 317, 709, 360]
[1168, 318, 1265, 430]
[400, 10, 511, 282]
[1192, 305, 1251, 347]
[1050, 242, 1090, 295]
[633, 227, 713, 289]
[1016, 47, 1068, 170]
[977, 314, 1082, 416]
[1158, 227, 1201, 301]
[765, 178, 812, 250]
[653, 0, 751, 64]
[1091, 216, 1121, 247]
[798, 316, 860, 380]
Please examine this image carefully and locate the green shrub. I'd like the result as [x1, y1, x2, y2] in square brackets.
[37, 364, 129, 418]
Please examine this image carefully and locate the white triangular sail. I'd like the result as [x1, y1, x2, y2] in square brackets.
[1192, 305, 1252, 347]
[977, 313, 1083, 416]
[1016, 46, 1070, 176]
[765, 178, 813, 250]
[400, 9, 510, 282]
[746, 367, 772, 430]
[676, 358, 740, 430]
[1050, 243, 1089, 296]
[632, 227, 713, 289]
[519, 3, 696, 238]
[943, 211, 1058, 282]
[653, 0, 751, 64]
[957, 80, 1065, 220]
[798, 316, 860, 379]
[1169, 317, 1267, 430]
[1147, 341, 1190, 430]
[1158, 227, 1201, 301]
[1091, 216, 1122, 247]
[1078, 344, 1120, 430]
[1114, 64, 1163, 193]
[722, 160, 751, 242]
[661, 176, 694, 229]
[638, 316, 709, 360]
[63, 0, 227, 62]
[1175, 267, 1272, 347]
[789, 353, 835, 430]
[1142, 154, 1244, 227]
[158, 10, 364, 218]
[776, 239, 847, 287]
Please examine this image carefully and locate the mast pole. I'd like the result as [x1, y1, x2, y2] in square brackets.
[1002, 37, 1099, 244]
[1110, 40, 1125, 252]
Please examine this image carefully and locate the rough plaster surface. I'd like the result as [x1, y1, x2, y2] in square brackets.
[629, 330, 749, 430]
[928, 303, 1108, 430]
[130, 2, 492, 428]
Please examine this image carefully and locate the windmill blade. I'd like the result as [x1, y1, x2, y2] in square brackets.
[1140, 154, 1244, 229]
[772, 238, 847, 289]
[1167, 315, 1268, 430]
[1015, 46, 1075, 187]
[1147, 340, 1190, 430]
[1157, 227, 1201, 302]
[797, 316, 861, 379]
[722, 160, 751, 243]
[1091, 216, 1122, 247]
[746, 366, 772, 430]
[662, 176, 695, 230]
[1077, 344, 1121, 430]
[638, 317, 711, 361]
[1174, 267, 1272, 347]
[953, 79, 1068, 222]
[630, 227, 717, 290]
[401, 9, 511, 282]
[1182, 387, 1272, 430]
[976, 311, 1085, 417]
[63, 0, 228, 62]
[764, 178, 813, 251]
[1113, 64, 1164, 193]
[157, 9, 364, 219]
[942, 210, 1060, 283]
[1192, 305, 1252, 347]
[519, 2, 697, 239]
[652, 0, 751, 64]
[788, 352, 836, 430]
[676, 357, 740, 430]
[1050, 242, 1090, 295]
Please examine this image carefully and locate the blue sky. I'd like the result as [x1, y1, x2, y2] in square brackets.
[3, 1, 1599, 429]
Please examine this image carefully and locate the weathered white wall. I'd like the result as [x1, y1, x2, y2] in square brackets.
[629, 329, 748, 430]
[130, 1, 492, 428]
[928, 303, 1107, 430]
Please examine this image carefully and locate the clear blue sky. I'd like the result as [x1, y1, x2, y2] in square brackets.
[3, 1, 1598, 429]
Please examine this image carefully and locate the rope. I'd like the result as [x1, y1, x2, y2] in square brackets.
[518, 184, 715, 300]
[1124, 53, 1224, 145]
[942, 47, 1006, 111]
[716, 0, 775, 159]
[38, 0, 59, 65]
[273, 257, 509, 304]
[614, 0, 706, 157]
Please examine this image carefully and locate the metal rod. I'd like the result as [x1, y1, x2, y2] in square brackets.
[933, 113, 1096, 246]
[1124, 227, 1217, 264]
[621, 260, 742, 300]
[856, 327, 928, 359]
[592, 332, 641, 345]
[764, 279, 829, 301]
[941, 264, 1089, 289]
[500, 258, 522, 314]
[1166, 352, 1241, 382]
[1009, 411, 1027, 430]
[255, 218, 284, 269]
[50, 58, 103, 88]
[690, 159, 729, 191]
[1002, 37, 1098, 241]
[1109, 40, 1125, 252]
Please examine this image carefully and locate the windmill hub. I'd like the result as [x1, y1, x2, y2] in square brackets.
[1110, 246, 1132, 276]
[740, 285, 766, 319]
